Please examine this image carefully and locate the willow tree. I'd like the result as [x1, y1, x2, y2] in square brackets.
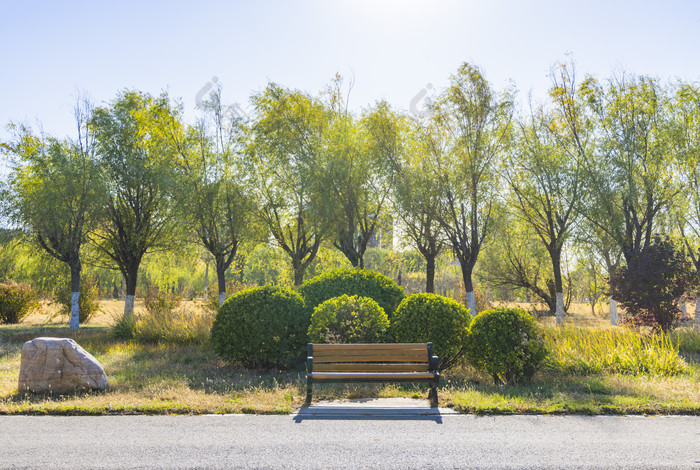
[2, 99, 105, 328]
[672, 82, 700, 329]
[165, 87, 258, 306]
[388, 116, 446, 293]
[506, 107, 583, 324]
[319, 79, 394, 268]
[548, 63, 678, 324]
[91, 91, 181, 316]
[428, 62, 514, 315]
[248, 83, 328, 285]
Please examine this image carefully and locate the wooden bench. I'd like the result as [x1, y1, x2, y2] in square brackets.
[306, 343, 440, 407]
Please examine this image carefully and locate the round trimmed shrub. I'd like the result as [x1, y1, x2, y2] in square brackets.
[308, 295, 389, 343]
[391, 293, 471, 370]
[298, 268, 405, 319]
[464, 307, 547, 385]
[211, 285, 309, 369]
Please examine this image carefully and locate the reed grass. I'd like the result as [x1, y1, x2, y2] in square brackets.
[545, 326, 688, 376]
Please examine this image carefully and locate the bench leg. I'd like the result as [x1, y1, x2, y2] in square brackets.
[429, 381, 438, 408]
[305, 380, 312, 406]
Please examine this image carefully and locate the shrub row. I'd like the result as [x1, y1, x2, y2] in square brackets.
[211, 268, 548, 384]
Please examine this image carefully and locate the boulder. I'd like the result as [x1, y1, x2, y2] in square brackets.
[18, 337, 109, 394]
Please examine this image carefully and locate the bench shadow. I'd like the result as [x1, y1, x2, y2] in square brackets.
[293, 402, 445, 423]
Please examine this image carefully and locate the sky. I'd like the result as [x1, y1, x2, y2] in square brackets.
[2, 0, 700, 141]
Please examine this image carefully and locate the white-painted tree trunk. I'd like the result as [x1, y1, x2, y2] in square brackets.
[70, 291, 80, 330]
[466, 291, 477, 317]
[218, 292, 226, 307]
[610, 298, 618, 326]
[695, 296, 700, 330]
[124, 294, 135, 317]
[555, 292, 565, 326]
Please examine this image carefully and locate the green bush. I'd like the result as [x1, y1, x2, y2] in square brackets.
[298, 268, 405, 319]
[56, 279, 101, 324]
[391, 293, 472, 370]
[464, 307, 547, 385]
[308, 295, 389, 343]
[211, 285, 309, 369]
[0, 280, 38, 324]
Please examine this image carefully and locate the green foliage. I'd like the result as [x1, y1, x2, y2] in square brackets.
[243, 244, 292, 287]
[308, 295, 389, 343]
[391, 293, 471, 370]
[297, 267, 405, 318]
[211, 285, 309, 368]
[55, 279, 101, 324]
[546, 327, 688, 376]
[91, 90, 184, 309]
[464, 307, 547, 385]
[248, 83, 328, 285]
[0, 280, 39, 324]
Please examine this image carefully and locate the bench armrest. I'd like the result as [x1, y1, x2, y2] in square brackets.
[429, 355, 439, 372]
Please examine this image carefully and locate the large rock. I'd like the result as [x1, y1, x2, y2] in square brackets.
[18, 337, 109, 394]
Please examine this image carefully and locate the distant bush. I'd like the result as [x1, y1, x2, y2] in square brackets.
[298, 268, 405, 319]
[211, 286, 308, 368]
[144, 287, 181, 317]
[391, 293, 472, 370]
[464, 307, 547, 385]
[308, 295, 389, 343]
[56, 279, 101, 324]
[0, 280, 38, 324]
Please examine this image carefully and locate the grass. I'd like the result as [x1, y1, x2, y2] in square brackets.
[0, 301, 699, 415]
[545, 326, 689, 376]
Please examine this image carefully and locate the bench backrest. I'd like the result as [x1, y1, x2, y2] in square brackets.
[308, 343, 435, 372]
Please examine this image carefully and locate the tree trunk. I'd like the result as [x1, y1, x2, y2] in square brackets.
[123, 264, 139, 317]
[550, 248, 565, 326]
[461, 266, 477, 316]
[425, 254, 436, 294]
[216, 259, 227, 307]
[204, 262, 209, 291]
[69, 260, 81, 330]
[695, 296, 700, 330]
[555, 292, 565, 326]
[292, 258, 304, 286]
[610, 298, 619, 326]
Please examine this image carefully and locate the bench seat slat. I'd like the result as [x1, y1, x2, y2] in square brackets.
[312, 363, 430, 372]
[310, 372, 437, 381]
[312, 343, 428, 351]
[312, 351, 428, 363]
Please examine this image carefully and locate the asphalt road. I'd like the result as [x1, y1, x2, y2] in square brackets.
[0, 412, 698, 469]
